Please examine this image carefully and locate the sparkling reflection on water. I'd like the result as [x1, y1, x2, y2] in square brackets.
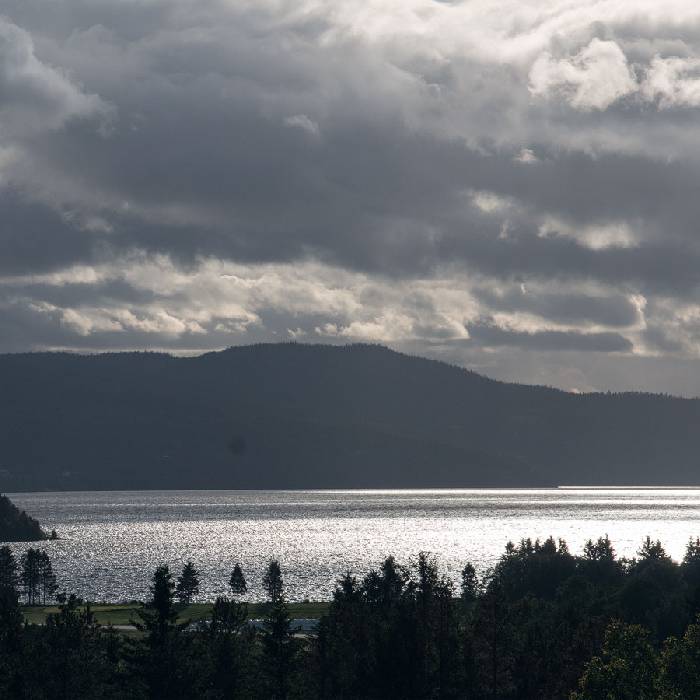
[5, 488, 700, 602]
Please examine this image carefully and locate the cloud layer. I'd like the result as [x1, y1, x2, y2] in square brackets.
[2, 0, 700, 394]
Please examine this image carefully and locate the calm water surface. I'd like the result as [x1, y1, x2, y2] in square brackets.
[5, 488, 700, 602]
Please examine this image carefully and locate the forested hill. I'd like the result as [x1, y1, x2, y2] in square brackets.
[0, 494, 46, 541]
[1, 343, 699, 491]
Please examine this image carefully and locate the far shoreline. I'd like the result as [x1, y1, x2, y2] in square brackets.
[7, 484, 700, 497]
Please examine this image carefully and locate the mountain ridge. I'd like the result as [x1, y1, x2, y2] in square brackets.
[1, 342, 699, 490]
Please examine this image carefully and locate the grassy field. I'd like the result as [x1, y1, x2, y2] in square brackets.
[21, 601, 330, 626]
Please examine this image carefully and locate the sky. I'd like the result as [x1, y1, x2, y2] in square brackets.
[2, 1, 700, 395]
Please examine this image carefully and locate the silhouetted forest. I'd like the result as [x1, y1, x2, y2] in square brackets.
[0, 495, 46, 542]
[4, 536, 700, 697]
[1, 343, 700, 490]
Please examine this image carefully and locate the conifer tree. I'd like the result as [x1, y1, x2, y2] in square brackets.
[175, 561, 200, 605]
[38, 550, 57, 605]
[206, 596, 253, 698]
[380, 555, 406, 604]
[637, 536, 668, 561]
[0, 546, 19, 596]
[0, 544, 22, 683]
[583, 534, 615, 561]
[684, 537, 700, 565]
[21, 548, 42, 605]
[682, 537, 700, 613]
[0, 582, 24, 699]
[460, 562, 478, 603]
[229, 563, 247, 596]
[261, 569, 297, 699]
[137, 565, 192, 700]
[263, 560, 283, 603]
[138, 565, 179, 643]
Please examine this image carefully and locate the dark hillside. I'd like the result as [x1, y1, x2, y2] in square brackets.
[0, 343, 698, 490]
[0, 494, 46, 541]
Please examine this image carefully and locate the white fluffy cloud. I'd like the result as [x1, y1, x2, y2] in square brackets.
[643, 55, 700, 108]
[529, 39, 636, 111]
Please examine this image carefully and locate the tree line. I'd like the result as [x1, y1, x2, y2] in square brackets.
[1, 547, 57, 606]
[0, 545, 249, 608]
[5, 536, 700, 697]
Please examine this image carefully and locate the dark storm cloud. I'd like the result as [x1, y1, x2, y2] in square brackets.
[472, 287, 640, 328]
[12, 279, 159, 308]
[1, 4, 697, 288]
[466, 322, 634, 353]
[27, 115, 700, 298]
[1, 0, 700, 393]
[0, 299, 80, 352]
[0, 193, 96, 274]
[22, 96, 700, 299]
[443, 230, 700, 297]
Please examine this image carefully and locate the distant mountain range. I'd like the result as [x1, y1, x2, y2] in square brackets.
[0, 343, 699, 491]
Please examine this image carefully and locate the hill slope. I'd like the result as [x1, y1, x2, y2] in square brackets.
[0, 494, 46, 541]
[0, 343, 699, 490]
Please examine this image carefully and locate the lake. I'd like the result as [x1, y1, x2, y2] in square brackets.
[5, 488, 700, 602]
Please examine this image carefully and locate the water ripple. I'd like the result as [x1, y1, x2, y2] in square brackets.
[3, 489, 700, 602]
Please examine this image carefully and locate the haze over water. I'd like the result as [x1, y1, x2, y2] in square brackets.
[5, 489, 700, 603]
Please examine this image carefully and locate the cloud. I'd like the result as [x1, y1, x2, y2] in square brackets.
[0, 16, 110, 138]
[529, 39, 637, 111]
[514, 148, 539, 164]
[284, 114, 321, 137]
[642, 55, 700, 108]
[466, 321, 634, 353]
[473, 286, 642, 328]
[1, 1, 700, 393]
[0, 254, 476, 349]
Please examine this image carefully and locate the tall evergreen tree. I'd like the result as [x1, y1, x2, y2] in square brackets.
[583, 534, 615, 561]
[434, 576, 460, 698]
[139, 565, 178, 639]
[21, 548, 43, 605]
[261, 573, 298, 699]
[204, 596, 254, 699]
[460, 562, 478, 603]
[380, 555, 406, 604]
[638, 536, 669, 562]
[175, 561, 200, 605]
[0, 548, 23, 699]
[414, 552, 442, 697]
[0, 583, 24, 699]
[0, 546, 19, 596]
[229, 563, 247, 596]
[137, 565, 194, 700]
[263, 560, 283, 603]
[317, 571, 370, 698]
[38, 550, 58, 605]
[681, 538, 700, 616]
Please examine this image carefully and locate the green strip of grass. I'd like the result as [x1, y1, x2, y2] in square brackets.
[21, 601, 330, 626]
